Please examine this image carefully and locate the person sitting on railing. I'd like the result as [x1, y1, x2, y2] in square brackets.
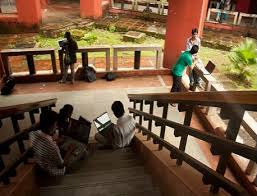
[170, 45, 199, 104]
[95, 101, 136, 149]
[186, 28, 201, 91]
[59, 31, 78, 84]
[30, 110, 75, 176]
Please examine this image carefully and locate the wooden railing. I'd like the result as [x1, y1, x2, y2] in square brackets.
[191, 60, 257, 179]
[128, 91, 257, 195]
[1, 48, 57, 76]
[0, 45, 164, 80]
[206, 8, 239, 25]
[0, 98, 57, 184]
[112, 0, 169, 15]
[113, 45, 163, 70]
[58, 46, 111, 73]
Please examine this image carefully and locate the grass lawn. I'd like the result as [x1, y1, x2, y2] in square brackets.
[35, 28, 165, 58]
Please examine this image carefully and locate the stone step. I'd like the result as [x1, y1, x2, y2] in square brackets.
[89, 149, 136, 161]
[40, 176, 160, 196]
[72, 157, 143, 174]
[40, 166, 147, 187]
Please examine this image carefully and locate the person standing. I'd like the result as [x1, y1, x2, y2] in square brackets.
[186, 28, 201, 90]
[59, 32, 78, 84]
[170, 45, 199, 94]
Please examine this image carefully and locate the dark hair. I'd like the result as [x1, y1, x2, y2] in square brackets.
[192, 28, 198, 35]
[190, 45, 199, 55]
[62, 104, 73, 117]
[64, 31, 72, 40]
[40, 110, 58, 134]
[111, 101, 125, 118]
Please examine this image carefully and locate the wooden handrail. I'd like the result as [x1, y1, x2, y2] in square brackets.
[0, 124, 39, 155]
[128, 91, 257, 111]
[129, 108, 257, 162]
[136, 124, 247, 196]
[0, 149, 33, 185]
[0, 98, 57, 119]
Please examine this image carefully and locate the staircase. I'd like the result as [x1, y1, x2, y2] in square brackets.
[40, 148, 162, 196]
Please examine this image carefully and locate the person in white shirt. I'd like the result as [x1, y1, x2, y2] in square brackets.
[95, 101, 136, 149]
[186, 28, 201, 91]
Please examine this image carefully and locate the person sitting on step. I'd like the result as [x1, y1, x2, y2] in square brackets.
[95, 101, 136, 149]
[30, 110, 75, 176]
[56, 104, 88, 164]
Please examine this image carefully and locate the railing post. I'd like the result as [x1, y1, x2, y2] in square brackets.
[113, 49, 118, 71]
[11, 116, 25, 154]
[29, 111, 36, 125]
[210, 107, 245, 193]
[159, 103, 168, 150]
[50, 51, 57, 74]
[58, 50, 64, 75]
[245, 142, 257, 175]
[233, 12, 239, 25]
[1, 54, 12, 76]
[134, 51, 141, 70]
[26, 55, 36, 75]
[0, 156, 5, 172]
[106, 49, 111, 72]
[121, 0, 125, 9]
[82, 52, 89, 68]
[176, 106, 193, 165]
[139, 100, 143, 125]
[156, 49, 162, 69]
[207, 8, 211, 21]
[145, 101, 154, 140]
[133, 101, 136, 119]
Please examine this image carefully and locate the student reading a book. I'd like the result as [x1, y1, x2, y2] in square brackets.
[95, 101, 136, 149]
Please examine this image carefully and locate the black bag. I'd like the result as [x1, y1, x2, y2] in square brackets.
[84, 66, 96, 82]
[104, 72, 117, 81]
[64, 53, 71, 65]
[1, 76, 15, 95]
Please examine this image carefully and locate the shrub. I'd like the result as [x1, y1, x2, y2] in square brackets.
[82, 32, 97, 45]
[70, 29, 86, 40]
[108, 24, 116, 33]
[228, 38, 257, 85]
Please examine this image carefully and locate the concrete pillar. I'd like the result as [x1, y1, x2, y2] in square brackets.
[80, 0, 102, 19]
[40, 0, 48, 9]
[163, 0, 208, 69]
[16, 0, 42, 26]
[236, 0, 251, 13]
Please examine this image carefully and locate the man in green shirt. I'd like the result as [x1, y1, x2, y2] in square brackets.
[171, 45, 199, 93]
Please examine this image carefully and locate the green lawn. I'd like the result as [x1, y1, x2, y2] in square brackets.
[36, 28, 164, 58]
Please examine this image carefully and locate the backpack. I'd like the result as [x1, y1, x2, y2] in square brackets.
[84, 66, 96, 82]
[104, 72, 117, 81]
[1, 76, 15, 95]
